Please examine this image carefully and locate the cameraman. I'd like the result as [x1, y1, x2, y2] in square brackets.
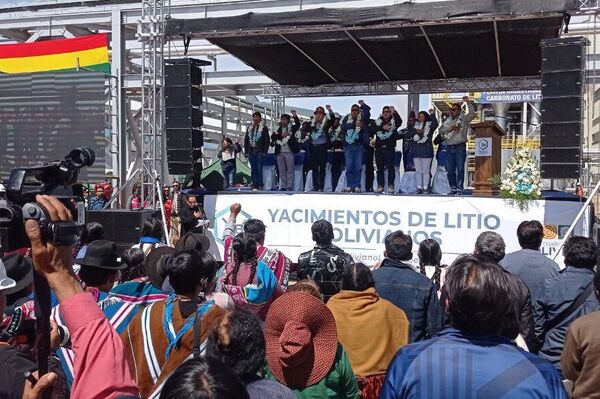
[180, 194, 208, 235]
[2, 196, 139, 399]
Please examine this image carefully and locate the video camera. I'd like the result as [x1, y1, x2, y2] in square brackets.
[0, 148, 95, 253]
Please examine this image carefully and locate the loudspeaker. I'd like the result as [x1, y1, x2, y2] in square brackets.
[200, 170, 225, 191]
[540, 36, 588, 180]
[86, 209, 157, 245]
[165, 58, 210, 177]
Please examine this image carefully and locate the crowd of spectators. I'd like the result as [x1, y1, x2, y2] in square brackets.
[1, 197, 600, 399]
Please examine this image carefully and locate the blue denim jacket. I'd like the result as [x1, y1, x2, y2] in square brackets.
[372, 258, 443, 342]
[533, 266, 600, 374]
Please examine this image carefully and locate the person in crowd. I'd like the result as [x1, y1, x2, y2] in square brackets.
[298, 120, 312, 190]
[88, 185, 107, 210]
[217, 137, 242, 188]
[111, 246, 171, 307]
[417, 239, 444, 293]
[380, 255, 567, 399]
[53, 240, 140, 389]
[128, 184, 143, 210]
[327, 263, 409, 398]
[215, 233, 281, 320]
[561, 266, 600, 399]
[372, 231, 442, 342]
[474, 231, 537, 352]
[398, 111, 417, 194]
[431, 133, 451, 194]
[306, 105, 336, 191]
[206, 309, 295, 398]
[271, 111, 301, 191]
[338, 101, 370, 193]
[223, 203, 293, 292]
[364, 117, 376, 193]
[162, 185, 172, 231]
[287, 278, 323, 301]
[75, 221, 105, 259]
[132, 218, 165, 255]
[500, 220, 560, 301]
[14, 195, 140, 399]
[411, 110, 439, 194]
[169, 180, 183, 246]
[180, 194, 208, 236]
[174, 231, 210, 253]
[245, 111, 270, 190]
[122, 249, 226, 397]
[371, 106, 402, 194]
[0, 257, 37, 399]
[264, 291, 360, 398]
[297, 220, 354, 302]
[1, 254, 35, 342]
[160, 357, 249, 399]
[534, 236, 600, 374]
[329, 112, 345, 191]
[437, 96, 476, 195]
[118, 247, 146, 283]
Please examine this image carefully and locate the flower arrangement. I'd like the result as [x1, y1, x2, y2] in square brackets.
[494, 148, 541, 210]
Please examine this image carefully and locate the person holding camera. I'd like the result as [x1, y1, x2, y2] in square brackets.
[217, 137, 242, 189]
[7, 195, 140, 399]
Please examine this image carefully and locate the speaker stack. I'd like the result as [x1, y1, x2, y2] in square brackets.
[86, 209, 158, 253]
[164, 58, 211, 176]
[540, 37, 588, 179]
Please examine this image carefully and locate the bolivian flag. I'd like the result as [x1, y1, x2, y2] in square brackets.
[0, 33, 109, 74]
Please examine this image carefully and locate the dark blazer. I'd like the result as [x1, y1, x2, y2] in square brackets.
[271, 114, 301, 155]
[305, 109, 336, 147]
[244, 125, 270, 155]
[370, 110, 403, 149]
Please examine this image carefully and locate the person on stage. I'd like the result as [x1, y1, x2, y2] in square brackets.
[338, 101, 370, 193]
[217, 137, 242, 189]
[371, 106, 402, 194]
[271, 111, 301, 191]
[329, 113, 345, 192]
[438, 96, 476, 195]
[244, 111, 270, 190]
[306, 105, 335, 191]
[398, 111, 417, 194]
[411, 110, 439, 194]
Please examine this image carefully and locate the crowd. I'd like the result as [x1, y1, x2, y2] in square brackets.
[228, 97, 475, 195]
[1, 197, 600, 399]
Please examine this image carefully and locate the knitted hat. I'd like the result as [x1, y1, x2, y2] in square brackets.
[264, 292, 338, 389]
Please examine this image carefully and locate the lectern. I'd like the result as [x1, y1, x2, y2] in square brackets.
[472, 121, 505, 196]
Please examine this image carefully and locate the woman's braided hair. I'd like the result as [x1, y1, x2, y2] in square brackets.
[227, 233, 258, 286]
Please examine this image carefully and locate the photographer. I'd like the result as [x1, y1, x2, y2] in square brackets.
[12, 195, 139, 399]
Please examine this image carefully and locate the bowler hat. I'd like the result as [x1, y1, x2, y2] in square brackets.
[145, 246, 177, 289]
[2, 254, 33, 295]
[75, 240, 126, 270]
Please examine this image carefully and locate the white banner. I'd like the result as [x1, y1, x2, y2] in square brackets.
[204, 193, 588, 268]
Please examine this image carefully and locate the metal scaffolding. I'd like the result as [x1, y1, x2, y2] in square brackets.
[137, 0, 168, 206]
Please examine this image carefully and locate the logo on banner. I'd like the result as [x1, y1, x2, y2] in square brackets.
[212, 206, 252, 244]
[543, 225, 558, 240]
[475, 138, 492, 157]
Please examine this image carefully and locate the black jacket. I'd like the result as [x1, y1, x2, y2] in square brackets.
[0, 346, 36, 399]
[503, 270, 538, 353]
[244, 124, 270, 155]
[305, 109, 336, 147]
[271, 114, 301, 155]
[370, 110, 403, 149]
[297, 243, 354, 302]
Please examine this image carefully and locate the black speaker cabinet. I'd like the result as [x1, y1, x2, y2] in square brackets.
[200, 170, 226, 191]
[166, 128, 203, 149]
[86, 209, 157, 245]
[540, 36, 588, 179]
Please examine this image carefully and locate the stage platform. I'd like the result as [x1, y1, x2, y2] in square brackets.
[202, 191, 590, 268]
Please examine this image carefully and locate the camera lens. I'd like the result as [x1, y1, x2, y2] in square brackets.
[67, 147, 95, 168]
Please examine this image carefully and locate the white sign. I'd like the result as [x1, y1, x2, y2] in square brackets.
[475, 137, 492, 157]
[205, 193, 588, 268]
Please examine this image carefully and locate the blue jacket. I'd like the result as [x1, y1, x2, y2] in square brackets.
[372, 258, 443, 342]
[533, 266, 600, 374]
[380, 328, 567, 399]
[87, 196, 107, 210]
[338, 103, 371, 148]
[411, 115, 439, 159]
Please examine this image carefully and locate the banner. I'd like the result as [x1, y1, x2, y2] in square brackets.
[205, 193, 588, 268]
[480, 90, 541, 103]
